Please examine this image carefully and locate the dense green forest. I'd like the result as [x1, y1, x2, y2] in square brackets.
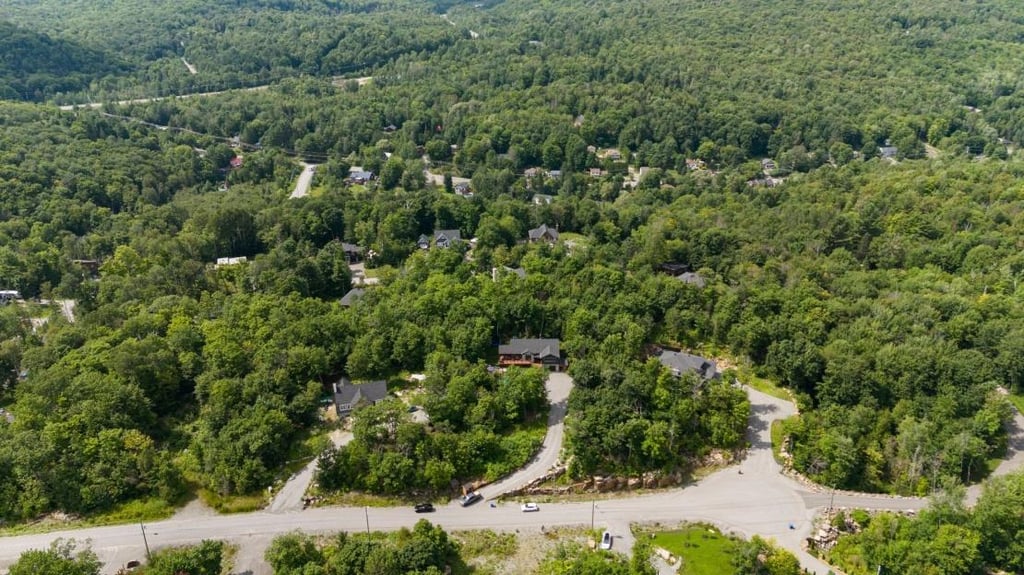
[826, 473, 1024, 575]
[1, 3, 1024, 553]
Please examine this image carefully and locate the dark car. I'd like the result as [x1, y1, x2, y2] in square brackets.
[459, 491, 482, 507]
[414, 502, 435, 513]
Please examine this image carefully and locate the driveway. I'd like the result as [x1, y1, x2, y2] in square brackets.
[266, 430, 353, 514]
[289, 163, 318, 199]
[478, 372, 573, 500]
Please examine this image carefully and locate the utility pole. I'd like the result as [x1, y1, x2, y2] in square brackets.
[591, 501, 596, 530]
[364, 506, 370, 534]
[139, 523, 152, 561]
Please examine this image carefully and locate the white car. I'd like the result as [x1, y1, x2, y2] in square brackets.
[521, 502, 540, 512]
[600, 531, 613, 550]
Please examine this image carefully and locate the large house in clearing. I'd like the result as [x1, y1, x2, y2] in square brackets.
[528, 224, 559, 244]
[655, 349, 719, 381]
[498, 338, 566, 370]
[332, 378, 389, 416]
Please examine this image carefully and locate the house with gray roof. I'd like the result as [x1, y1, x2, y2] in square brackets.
[434, 229, 462, 248]
[333, 378, 389, 416]
[656, 349, 719, 381]
[340, 288, 366, 307]
[528, 224, 559, 244]
[498, 338, 566, 370]
[675, 272, 706, 288]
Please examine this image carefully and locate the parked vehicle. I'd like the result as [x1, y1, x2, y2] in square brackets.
[600, 531, 613, 549]
[459, 491, 482, 507]
[414, 502, 435, 513]
[521, 502, 540, 512]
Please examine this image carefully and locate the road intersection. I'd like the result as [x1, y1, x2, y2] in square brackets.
[3, 378, 1020, 575]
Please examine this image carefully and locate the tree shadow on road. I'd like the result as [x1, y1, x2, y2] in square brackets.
[746, 403, 777, 449]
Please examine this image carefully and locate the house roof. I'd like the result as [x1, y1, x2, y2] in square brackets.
[499, 338, 561, 358]
[656, 350, 718, 381]
[675, 272, 706, 288]
[333, 379, 389, 407]
[341, 242, 364, 254]
[434, 229, 461, 242]
[340, 288, 366, 307]
[350, 170, 374, 181]
[528, 224, 559, 241]
[532, 194, 554, 204]
[878, 146, 898, 158]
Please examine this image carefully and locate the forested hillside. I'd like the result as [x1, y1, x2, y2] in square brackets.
[1, 4, 1024, 557]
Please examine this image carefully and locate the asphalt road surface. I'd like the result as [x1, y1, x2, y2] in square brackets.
[0, 383, 939, 575]
[479, 372, 573, 500]
[289, 163, 318, 199]
[266, 431, 353, 514]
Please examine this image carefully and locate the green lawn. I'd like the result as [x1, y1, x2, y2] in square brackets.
[651, 526, 736, 575]
[1008, 392, 1024, 416]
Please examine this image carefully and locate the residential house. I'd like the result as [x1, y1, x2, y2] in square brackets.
[878, 146, 898, 159]
[528, 224, 559, 244]
[761, 158, 777, 173]
[454, 183, 473, 198]
[340, 288, 366, 307]
[658, 262, 690, 276]
[598, 148, 622, 161]
[341, 243, 364, 264]
[72, 259, 101, 278]
[229, 156, 244, 169]
[498, 338, 566, 370]
[655, 349, 719, 381]
[332, 378, 389, 417]
[215, 256, 248, 268]
[383, 124, 398, 133]
[434, 229, 462, 248]
[548, 170, 563, 178]
[589, 168, 606, 178]
[675, 272, 707, 288]
[0, 290, 20, 305]
[348, 169, 375, 184]
[532, 194, 554, 205]
[417, 234, 432, 250]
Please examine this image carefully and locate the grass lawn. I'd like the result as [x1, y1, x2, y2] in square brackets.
[1008, 392, 1024, 416]
[650, 525, 737, 575]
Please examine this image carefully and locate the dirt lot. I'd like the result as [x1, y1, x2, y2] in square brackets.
[454, 526, 593, 575]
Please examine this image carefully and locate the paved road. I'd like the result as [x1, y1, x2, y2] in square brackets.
[0, 383, 931, 575]
[289, 163, 318, 199]
[966, 389, 1024, 504]
[479, 373, 573, 500]
[267, 431, 354, 514]
[57, 76, 371, 111]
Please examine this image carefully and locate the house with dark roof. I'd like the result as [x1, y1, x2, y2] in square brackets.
[340, 288, 366, 307]
[333, 378, 389, 416]
[528, 224, 559, 244]
[498, 338, 566, 370]
[675, 272, 706, 288]
[656, 349, 719, 381]
[341, 243, 364, 264]
[434, 229, 462, 248]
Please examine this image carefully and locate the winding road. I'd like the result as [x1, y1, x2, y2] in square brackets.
[4, 379, 1023, 574]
